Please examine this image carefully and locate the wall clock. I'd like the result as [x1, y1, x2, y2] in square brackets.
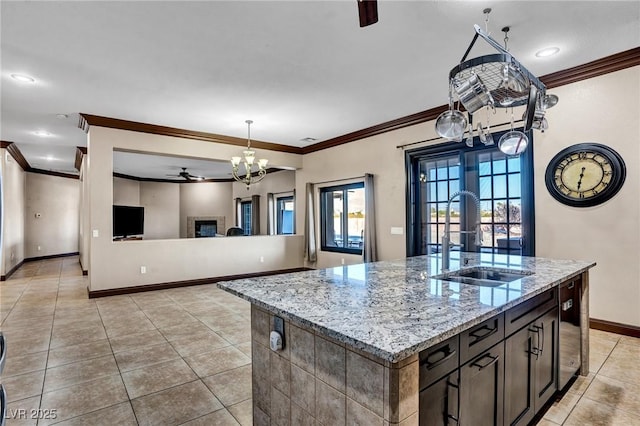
[545, 143, 626, 207]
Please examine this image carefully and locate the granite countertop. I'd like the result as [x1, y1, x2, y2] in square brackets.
[217, 253, 595, 363]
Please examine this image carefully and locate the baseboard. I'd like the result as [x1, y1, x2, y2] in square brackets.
[25, 252, 79, 262]
[1, 260, 25, 281]
[87, 267, 314, 298]
[590, 318, 640, 338]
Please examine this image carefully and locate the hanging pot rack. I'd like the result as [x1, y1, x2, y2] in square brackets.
[449, 24, 547, 110]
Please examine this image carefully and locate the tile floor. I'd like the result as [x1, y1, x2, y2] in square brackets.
[1, 257, 639, 425]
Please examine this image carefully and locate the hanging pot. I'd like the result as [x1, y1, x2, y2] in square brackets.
[454, 74, 494, 114]
[435, 109, 467, 141]
[531, 90, 548, 132]
[498, 130, 529, 156]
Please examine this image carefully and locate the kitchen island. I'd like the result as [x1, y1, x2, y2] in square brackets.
[218, 253, 594, 425]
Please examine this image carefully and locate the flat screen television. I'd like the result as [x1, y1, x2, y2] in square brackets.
[113, 205, 144, 238]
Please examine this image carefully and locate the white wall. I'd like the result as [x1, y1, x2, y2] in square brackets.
[113, 176, 140, 205]
[139, 181, 180, 239]
[534, 67, 640, 327]
[1, 148, 26, 275]
[179, 181, 233, 237]
[232, 169, 296, 234]
[295, 67, 640, 327]
[25, 173, 80, 258]
[87, 126, 304, 292]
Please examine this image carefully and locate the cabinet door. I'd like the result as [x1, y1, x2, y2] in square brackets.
[504, 326, 535, 426]
[459, 344, 504, 426]
[534, 307, 558, 412]
[420, 371, 459, 426]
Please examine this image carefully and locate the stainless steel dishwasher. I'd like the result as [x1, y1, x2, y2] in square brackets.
[558, 278, 581, 390]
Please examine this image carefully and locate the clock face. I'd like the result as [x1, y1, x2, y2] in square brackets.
[545, 143, 626, 207]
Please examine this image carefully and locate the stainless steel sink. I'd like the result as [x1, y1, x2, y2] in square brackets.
[432, 267, 533, 287]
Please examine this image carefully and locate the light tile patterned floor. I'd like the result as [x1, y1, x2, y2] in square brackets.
[1, 257, 639, 425]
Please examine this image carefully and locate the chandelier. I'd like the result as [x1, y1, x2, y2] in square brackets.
[230, 120, 268, 189]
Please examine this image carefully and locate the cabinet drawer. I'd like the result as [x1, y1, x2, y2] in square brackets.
[506, 288, 557, 337]
[419, 335, 459, 390]
[460, 313, 504, 364]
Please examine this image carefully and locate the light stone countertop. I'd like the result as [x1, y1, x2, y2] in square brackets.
[218, 253, 595, 363]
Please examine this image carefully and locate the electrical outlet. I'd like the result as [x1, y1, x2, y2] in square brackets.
[140, 266, 146, 274]
[92, 229, 99, 238]
[341, 258, 345, 265]
[390, 227, 404, 235]
[37, 245, 41, 251]
[260, 256, 264, 263]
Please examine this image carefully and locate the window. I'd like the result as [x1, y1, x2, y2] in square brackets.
[406, 129, 535, 257]
[320, 182, 365, 254]
[241, 201, 252, 235]
[276, 196, 294, 235]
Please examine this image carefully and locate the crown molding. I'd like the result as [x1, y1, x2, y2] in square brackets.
[29, 168, 80, 180]
[5, 142, 31, 171]
[540, 46, 640, 89]
[1, 140, 14, 149]
[75, 146, 87, 171]
[80, 114, 304, 154]
[302, 46, 640, 154]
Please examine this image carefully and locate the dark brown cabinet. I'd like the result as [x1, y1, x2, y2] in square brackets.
[459, 343, 504, 426]
[419, 285, 567, 426]
[504, 307, 558, 426]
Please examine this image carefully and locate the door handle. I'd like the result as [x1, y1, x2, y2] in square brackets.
[0, 332, 6, 375]
[423, 345, 456, 370]
[1, 384, 7, 426]
[446, 377, 459, 425]
[471, 353, 499, 370]
[529, 325, 542, 359]
[469, 324, 498, 342]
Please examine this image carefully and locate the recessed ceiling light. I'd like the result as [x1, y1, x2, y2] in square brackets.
[535, 47, 560, 58]
[46, 155, 54, 161]
[56, 114, 68, 119]
[10, 73, 36, 83]
[300, 137, 318, 143]
[33, 130, 52, 137]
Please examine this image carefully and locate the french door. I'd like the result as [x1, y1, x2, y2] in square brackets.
[406, 131, 535, 257]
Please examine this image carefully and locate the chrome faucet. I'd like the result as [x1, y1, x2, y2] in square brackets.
[442, 190, 483, 271]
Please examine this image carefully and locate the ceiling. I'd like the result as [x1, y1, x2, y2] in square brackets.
[2, 1, 639, 176]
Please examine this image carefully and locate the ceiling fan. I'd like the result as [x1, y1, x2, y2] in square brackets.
[357, 0, 378, 27]
[166, 167, 205, 181]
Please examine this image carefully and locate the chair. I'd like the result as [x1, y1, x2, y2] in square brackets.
[226, 227, 245, 236]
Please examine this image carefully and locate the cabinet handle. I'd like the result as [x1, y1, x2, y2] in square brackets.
[446, 378, 459, 424]
[423, 345, 456, 370]
[0, 332, 5, 375]
[469, 324, 498, 343]
[539, 322, 545, 355]
[529, 325, 541, 359]
[1, 384, 7, 426]
[567, 282, 575, 290]
[471, 353, 499, 370]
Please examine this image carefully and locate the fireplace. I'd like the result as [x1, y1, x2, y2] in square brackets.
[187, 216, 226, 238]
[195, 220, 217, 238]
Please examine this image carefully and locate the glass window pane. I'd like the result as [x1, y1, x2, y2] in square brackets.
[480, 200, 493, 223]
[478, 153, 492, 176]
[494, 201, 508, 223]
[428, 165, 436, 181]
[437, 203, 448, 220]
[508, 200, 521, 223]
[449, 224, 460, 245]
[481, 225, 494, 248]
[437, 160, 449, 180]
[448, 159, 460, 179]
[508, 174, 521, 198]
[507, 156, 521, 173]
[427, 182, 437, 200]
[508, 225, 522, 243]
[493, 174, 507, 198]
[437, 181, 449, 201]
[427, 203, 438, 222]
[479, 176, 492, 199]
[492, 155, 507, 174]
[449, 180, 460, 196]
[448, 201, 460, 224]
[347, 188, 365, 249]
